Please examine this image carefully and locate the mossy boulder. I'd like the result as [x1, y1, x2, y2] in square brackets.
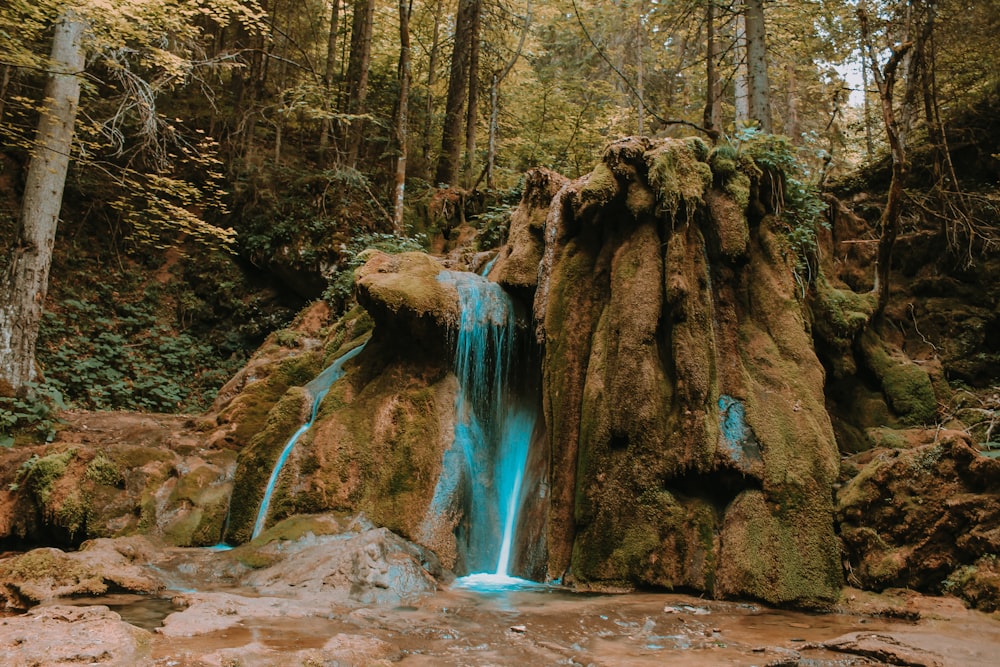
[837, 432, 1000, 607]
[0, 536, 162, 610]
[514, 136, 842, 606]
[355, 251, 459, 358]
[859, 328, 938, 425]
[491, 167, 568, 291]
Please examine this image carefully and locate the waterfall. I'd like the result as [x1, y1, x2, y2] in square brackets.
[251, 341, 367, 539]
[436, 270, 538, 587]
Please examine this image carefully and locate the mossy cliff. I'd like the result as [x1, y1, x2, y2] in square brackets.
[222, 256, 462, 564]
[491, 137, 841, 606]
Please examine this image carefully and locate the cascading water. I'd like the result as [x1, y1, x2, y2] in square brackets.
[435, 270, 539, 588]
[251, 341, 367, 539]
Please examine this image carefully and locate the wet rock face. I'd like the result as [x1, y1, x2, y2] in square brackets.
[493, 137, 842, 606]
[838, 433, 1000, 609]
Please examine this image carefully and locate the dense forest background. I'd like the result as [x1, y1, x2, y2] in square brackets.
[1, 0, 998, 435]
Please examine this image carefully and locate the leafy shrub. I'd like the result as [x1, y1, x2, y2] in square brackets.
[36, 293, 242, 413]
[735, 127, 829, 285]
[0, 383, 66, 446]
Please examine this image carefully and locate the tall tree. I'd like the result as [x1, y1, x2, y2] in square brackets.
[435, 0, 481, 186]
[345, 0, 375, 168]
[0, 9, 84, 393]
[744, 0, 771, 132]
[393, 0, 413, 231]
[858, 0, 916, 313]
[318, 0, 342, 161]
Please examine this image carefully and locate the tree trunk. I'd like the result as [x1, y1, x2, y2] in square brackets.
[345, 0, 375, 169]
[318, 0, 341, 162]
[434, 0, 480, 186]
[636, 1, 645, 136]
[463, 0, 482, 182]
[744, 0, 771, 132]
[393, 0, 412, 232]
[785, 63, 800, 140]
[421, 0, 444, 168]
[858, 4, 913, 314]
[733, 5, 749, 125]
[702, 0, 721, 141]
[0, 12, 85, 394]
[485, 1, 530, 190]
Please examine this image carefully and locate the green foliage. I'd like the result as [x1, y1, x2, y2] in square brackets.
[36, 292, 241, 413]
[734, 128, 828, 282]
[322, 231, 428, 311]
[0, 383, 66, 446]
[85, 452, 125, 488]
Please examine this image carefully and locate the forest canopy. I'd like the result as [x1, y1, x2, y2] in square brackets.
[1, 0, 999, 423]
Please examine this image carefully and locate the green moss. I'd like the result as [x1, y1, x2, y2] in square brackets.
[646, 140, 712, 219]
[16, 449, 76, 505]
[709, 144, 739, 177]
[859, 328, 938, 425]
[0, 548, 82, 581]
[684, 136, 711, 162]
[577, 163, 620, 211]
[717, 490, 841, 607]
[225, 386, 311, 543]
[85, 452, 124, 487]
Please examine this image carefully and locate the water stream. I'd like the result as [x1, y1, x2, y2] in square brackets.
[251, 341, 368, 539]
[436, 270, 538, 588]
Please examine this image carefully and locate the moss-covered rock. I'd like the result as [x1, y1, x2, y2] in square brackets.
[859, 328, 938, 425]
[523, 137, 842, 606]
[838, 433, 1000, 605]
[492, 168, 568, 291]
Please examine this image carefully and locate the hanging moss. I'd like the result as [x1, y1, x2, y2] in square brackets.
[645, 140, 712, 220]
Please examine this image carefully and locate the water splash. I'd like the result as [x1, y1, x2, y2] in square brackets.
[251, 341, 368, 539]
[436, 271, 536, 581]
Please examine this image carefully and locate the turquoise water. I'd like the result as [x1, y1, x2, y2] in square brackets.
[251, 341, 368, 539]
[436, 271, 537, 581]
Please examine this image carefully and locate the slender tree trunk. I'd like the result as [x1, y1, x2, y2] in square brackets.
[421, 0, 444, 168]
[393, 0, 412, 232]
[733, 4, 749, 125]
[463, 0, 482, 182]
[319, 0, 341, 162]
[862, 52, 874, 159]
[0, 12, 85, 394]
[636, 1, 645, 136]
[345, 0, 375, 168]
[435, 0, 480, 186]
[0, 65, 11, 123]
[486, 0, 530, 189]
[702, 0, 721, 140]
[744, 0, 771, 132]
[785, 63, 800, 140]
[858, 4, 913, 313]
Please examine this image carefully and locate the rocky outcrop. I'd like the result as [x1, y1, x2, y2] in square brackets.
[0, 536, 162, 611]
[483, 137, 841, 605]
[0, 605, 153, 667]
[0, 413, 235, 549]
[837, 432, 1000, 609]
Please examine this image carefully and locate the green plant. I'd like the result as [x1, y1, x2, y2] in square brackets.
[733, 128, 829, 288]
[322, 231, 427, 311]
[474, 204, 514, 250]
[0, 382, 66, 445]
